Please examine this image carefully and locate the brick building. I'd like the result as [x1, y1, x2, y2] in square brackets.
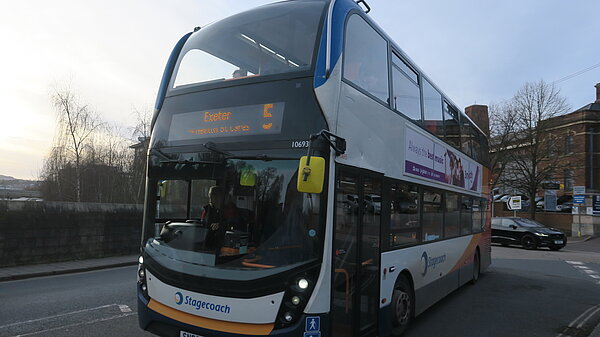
[540, 83, 600, 194]
[488, 82, 600, 200]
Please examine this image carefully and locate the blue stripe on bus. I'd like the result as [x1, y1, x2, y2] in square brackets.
[314, 0, 360, 88]
[154, 32, 192, 111]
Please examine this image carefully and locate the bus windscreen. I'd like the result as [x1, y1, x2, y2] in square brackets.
[167, 102, 285, 141]
[170, 1, 325, 89]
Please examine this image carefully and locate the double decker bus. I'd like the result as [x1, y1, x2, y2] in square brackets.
[137, 0, 491, 336]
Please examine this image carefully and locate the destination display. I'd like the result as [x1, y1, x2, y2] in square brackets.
[404, 127, 482, 193]
[168, 102, 285, 141]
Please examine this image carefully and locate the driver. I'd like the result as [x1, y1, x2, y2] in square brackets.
[201, 186, 240, 251]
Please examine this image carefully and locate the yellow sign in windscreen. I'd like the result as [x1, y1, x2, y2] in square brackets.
[168, 102, 285, 141]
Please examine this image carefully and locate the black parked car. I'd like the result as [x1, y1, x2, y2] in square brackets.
[491, 217, 567, 250]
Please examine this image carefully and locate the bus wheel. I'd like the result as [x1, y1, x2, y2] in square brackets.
[470, 250, 480, 285]
[391, 275, 413, 336]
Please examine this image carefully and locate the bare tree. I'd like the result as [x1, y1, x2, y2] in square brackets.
[130, 106, 152, 202]
[132, 106, 152, 140]
[499, 80, 570, 219]
[52, 86, 103, 201]
[488, 101, 518, 192]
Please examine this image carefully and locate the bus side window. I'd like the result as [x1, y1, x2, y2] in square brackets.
[343, 14, 389, 104]
[444, 193, 460, 238]
[422, 189, 443, 241]
[391, 52, 421, 123]
[460, 196, 473, 235]
[443, 102, 461, 150]
[388, 181, 420, 248]
[422, 79, 444, 138]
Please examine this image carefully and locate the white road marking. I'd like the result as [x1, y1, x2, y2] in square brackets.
[565, 261, 600, 284]
[0, 304, 117, 329]
[118, 304, 132, 313]
[557, 304, 600, 337]
[11, 312, 136, 337]
[577, 306, 600, 329]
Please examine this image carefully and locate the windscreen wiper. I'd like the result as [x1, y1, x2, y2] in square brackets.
[202, 142, 232, 157]
[151, 148, 222, 164]
[227, 154, 297, 161]
[150, 148, 174, 162]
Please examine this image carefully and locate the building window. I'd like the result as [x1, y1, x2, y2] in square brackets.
[547, 137, 557, 157]
[565, 135, 573, 154]
[564, 169, 573, 191]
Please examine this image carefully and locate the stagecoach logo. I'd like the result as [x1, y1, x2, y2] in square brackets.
[173, 291, 232, 314]
[175, 291, 184, 305]
[420, 251, 447, 277]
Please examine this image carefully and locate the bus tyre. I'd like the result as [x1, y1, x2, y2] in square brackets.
[521, 234, 538, 250]
[391, 275, 413, 336]
[470, 250, 480, 285]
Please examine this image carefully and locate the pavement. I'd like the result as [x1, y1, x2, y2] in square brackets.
[569, 235, 593, 243]
[0, 254, 138, 282]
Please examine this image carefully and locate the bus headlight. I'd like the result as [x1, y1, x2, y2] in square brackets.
[297, 278, 309, 290]
[138, 254, 149, 300]
[275, 267, 319, 330]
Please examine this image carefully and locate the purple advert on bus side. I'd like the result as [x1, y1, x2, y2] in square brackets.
[404, 127, 481, 193]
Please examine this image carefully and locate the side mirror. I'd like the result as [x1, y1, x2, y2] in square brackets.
[510, 225, 517, 230]
[297, 156, 325, 194]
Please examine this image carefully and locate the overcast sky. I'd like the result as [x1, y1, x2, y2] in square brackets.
[1, 0, 599, 180]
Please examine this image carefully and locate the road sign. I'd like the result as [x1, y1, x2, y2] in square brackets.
[544, 192, 557, 211]
[573, 195, 586, 204]
[594, 195, 600, 215]
[507, 196, 522, 210]
[542, 181, 561, 190]
[573, 186, 586, 195]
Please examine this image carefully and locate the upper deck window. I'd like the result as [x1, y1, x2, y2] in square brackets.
[443, 102, 461, 150]
[171, 1, 325, 89]
[343, 15, 389, 103]
[423, 79, 443, 137]
[391, 52, 421, 122]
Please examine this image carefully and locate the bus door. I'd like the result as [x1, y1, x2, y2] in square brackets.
[332, 168, 381, 337]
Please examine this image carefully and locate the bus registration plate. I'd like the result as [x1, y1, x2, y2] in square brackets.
[180, 331, 203, 337]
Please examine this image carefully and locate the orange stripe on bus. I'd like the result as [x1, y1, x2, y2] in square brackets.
[450, 234, 481, 273]
[147, 299, 274, 335]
